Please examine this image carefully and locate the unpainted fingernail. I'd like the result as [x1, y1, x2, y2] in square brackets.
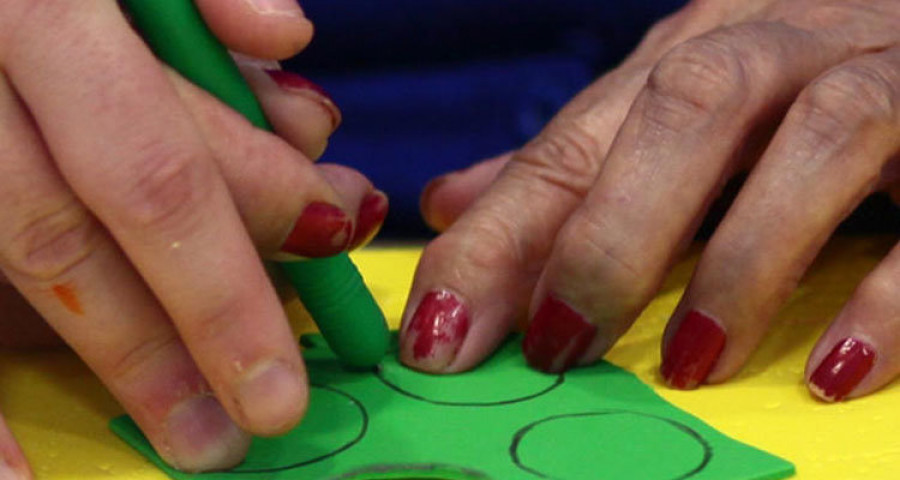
[809, 337, 876, 402]
[661, 310, 726, 390]
[164, 395, 250, 472]
[236, 360, 306, 434]
[265, 70, 341, 130]
[349, 191, 389, 250]
[280, 202, 353, 258]
[523, 295, 596, 373]
[244, 0, 305, 17]
[401, 290, 470, 371]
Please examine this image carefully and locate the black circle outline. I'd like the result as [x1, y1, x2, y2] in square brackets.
[227, 383, 368, 474]
[375, 364, 565, 407]
[510, 410, 712, 480]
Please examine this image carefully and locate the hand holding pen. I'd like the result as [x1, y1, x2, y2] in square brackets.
[0, 0, 386, 475]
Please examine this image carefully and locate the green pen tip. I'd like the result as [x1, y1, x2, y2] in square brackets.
[281, 254, 389, 368]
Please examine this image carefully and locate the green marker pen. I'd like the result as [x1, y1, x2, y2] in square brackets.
[121, 0, 389, 368]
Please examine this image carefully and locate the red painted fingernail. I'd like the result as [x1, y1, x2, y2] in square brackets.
[809, 337, 875, 402]
[402, 290, 470, 371]
[523, 296, 596, 373]
[264, 70, 341, 129]
[661, 310, 726, 390]
[280, 202, 352, 257]
[349, 191, 389, 250]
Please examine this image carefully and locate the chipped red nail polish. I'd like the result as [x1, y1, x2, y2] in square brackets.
[265, 70, 333, 100]
[349, 191, 389, 250]
[523, 296, 597, 373]
[809, 337, 875, 402]
[264, 70, 341, 129]
[403, 290, 470, 370]
[280, 202, 352, 258]
[661, 310, 726, 390]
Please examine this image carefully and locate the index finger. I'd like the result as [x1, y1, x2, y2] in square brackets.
[2, 2, 306, 434]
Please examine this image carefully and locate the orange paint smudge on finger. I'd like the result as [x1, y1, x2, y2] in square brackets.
[52, 283, 84, 315]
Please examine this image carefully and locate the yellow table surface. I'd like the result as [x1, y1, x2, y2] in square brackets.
[1, 236, 898, 479]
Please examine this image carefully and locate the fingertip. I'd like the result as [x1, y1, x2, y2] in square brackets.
[420, 154, 511, 232]
[806, 337, 877, 403]
[522, 294, 597, 373]
[237, 63, 339, 161]
[349, 190, 389, 251]
[161, 395, 251, 472]
[420, 175, 455, 232]
[233, 359, 308, 436]
[399, 289, 471, 373]
[196, 0, 314, 60]
[398, 230, 523, 374]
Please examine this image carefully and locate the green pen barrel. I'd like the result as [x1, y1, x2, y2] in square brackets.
[123, 0, 389, 368]
[281, 256, 389, 367]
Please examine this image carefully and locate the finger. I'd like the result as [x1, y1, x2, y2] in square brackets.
[805, 241, 900, 402]
[315, 164, 389, 251]
[663, 45, 900, 389]
[0, 75, 248, 471]
[397, 4, 710, 373]
[523, 22, 861, 373]
[4, 2, 307, 436]
[234, 56, 340, 161]
[397, 0, 771, 373]
[398, 53, 658, 374]
[420, 153, 511, 232]
[168, 69, 380, 255]
[193, 0, 313, 60]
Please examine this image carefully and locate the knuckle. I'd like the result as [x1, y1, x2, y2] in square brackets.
[181, 297, 246, 349]
[2, 201, 98, 282]
[857, 270, 898, 308]
[792, 63, 897, 154]
[514, 121, 605, 201]
[556, 214, 655, 316]
[645, 35, 749, 128]
[801, 63, 896, 127]
[423, 216, 531, 284]
[114, 141, 213, 231]
[104, 332, 181, 387]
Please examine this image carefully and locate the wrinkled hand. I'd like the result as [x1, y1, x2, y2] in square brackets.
[0, 0, 387, 475]
[406, 0, 900, 407]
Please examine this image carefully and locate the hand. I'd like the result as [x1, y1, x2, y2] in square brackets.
[405, 0, 900, 406]
[0, 0, 387, 475]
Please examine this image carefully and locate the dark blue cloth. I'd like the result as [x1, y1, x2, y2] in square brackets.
[283, 0, 685, 237]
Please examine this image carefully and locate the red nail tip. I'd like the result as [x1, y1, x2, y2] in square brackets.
[264, 70, 341, 129]
[349, 191, 389, 250]
[264, 70, 333, 101]
[405, 290, 470, 367]
[661, 310, 726, 390]
[809, 337, 876, 402]
[280, 202, 352, 257]
[523, 296, 597, 373]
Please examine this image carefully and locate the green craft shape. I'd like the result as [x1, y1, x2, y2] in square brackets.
[111, 334, 794, 480]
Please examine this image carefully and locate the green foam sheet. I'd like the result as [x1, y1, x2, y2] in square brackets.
[111, 334, 794, 480]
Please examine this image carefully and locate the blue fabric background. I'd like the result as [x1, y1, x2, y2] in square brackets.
[282, 0, 684, 237]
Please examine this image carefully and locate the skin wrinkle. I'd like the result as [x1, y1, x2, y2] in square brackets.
[406, 0, 900, 410]
[0, 0, 900, 475]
